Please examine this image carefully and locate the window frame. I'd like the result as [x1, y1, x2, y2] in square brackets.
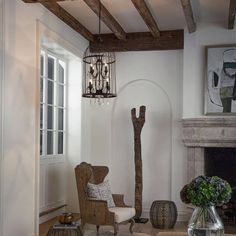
[40, 47, 68, 158]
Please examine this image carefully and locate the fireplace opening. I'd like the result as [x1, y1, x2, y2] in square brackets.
[205, 147, 236, 226]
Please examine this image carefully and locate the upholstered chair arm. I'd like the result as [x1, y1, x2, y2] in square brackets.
[112, 194, 130, 207]
[86, 199, 115, 225]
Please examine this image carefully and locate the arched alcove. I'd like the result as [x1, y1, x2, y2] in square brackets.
[110, 79, 172, 215]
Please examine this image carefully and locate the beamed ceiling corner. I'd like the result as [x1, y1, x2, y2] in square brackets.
[22, 0, 236, 52]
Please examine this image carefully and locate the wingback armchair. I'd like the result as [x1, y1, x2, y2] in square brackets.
[75, 162, 135, 235]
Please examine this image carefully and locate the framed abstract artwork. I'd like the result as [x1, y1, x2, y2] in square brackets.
[205, 45, 236, 115]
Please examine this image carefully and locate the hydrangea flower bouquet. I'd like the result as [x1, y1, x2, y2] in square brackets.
[180, 175, 232, 236]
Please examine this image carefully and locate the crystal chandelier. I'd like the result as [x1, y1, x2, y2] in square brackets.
[82, 1, 116, 100]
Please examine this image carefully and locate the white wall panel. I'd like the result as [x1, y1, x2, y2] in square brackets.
[39, 163, 46, 209]
[67, 59, 83, 212]
[47, 162, 66, 206]
[0, 0, 4, 235]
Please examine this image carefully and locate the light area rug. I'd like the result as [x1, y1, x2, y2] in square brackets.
[84, 229, 236, 236]
[157, 232, 187, 236]
[158, 233, 235, 236]
[84, 229, 150, 236]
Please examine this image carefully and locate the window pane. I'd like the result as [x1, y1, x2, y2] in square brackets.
[39, 51, 67, 157]
[40, 78, 44, 103]
[40, 55, 44, 76]
[47, 106, 54, 129]
[47, 80, 54, 105]
[40, 104, 43, 129]
[58, 132, 63, 154]
[47, 131, 53, 155]
[40, 130, 43, 155]
[48, 56, 55, 80]
[58, 108, 64, 130]
[58, 85, 64, 107]
[59, 61, 65, 84]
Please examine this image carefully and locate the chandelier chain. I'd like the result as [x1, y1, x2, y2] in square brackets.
[98, 0, 102, 42]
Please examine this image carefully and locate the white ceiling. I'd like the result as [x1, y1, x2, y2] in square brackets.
[59, 0, 231, 34]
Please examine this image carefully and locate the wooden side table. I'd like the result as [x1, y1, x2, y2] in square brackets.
[46, 226, 83, 236]
[46, 213, 82, 236]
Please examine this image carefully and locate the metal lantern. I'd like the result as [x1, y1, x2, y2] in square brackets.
[82, 47, 116, 98]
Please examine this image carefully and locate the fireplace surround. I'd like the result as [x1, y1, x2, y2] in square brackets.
[182, 118, 236, 182]
[182, 118, 236, 226]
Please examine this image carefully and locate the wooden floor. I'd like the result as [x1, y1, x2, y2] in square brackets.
[39, 218, 236, 236]
[39, 218, 188, 236]
[39, 217, 57, 236]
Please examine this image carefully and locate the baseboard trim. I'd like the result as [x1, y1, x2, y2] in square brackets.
[39, 204, 67, 217]
[39, 206, 66, 224]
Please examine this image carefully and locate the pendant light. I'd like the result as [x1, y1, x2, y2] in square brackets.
[82, 0, 116, 101]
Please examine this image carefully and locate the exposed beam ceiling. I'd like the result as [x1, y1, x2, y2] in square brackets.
[90, 30, 184, 52]
[83, 0, 126, 40]
[22, 0, 185, 51]
[42, 2, 95, 41]
[131, 0, 160, 38]
[180, 0, 196, 33]
[24, 0, 95, 42]
[228, 0, 236, 29]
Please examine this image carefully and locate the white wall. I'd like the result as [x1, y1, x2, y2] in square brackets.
[82, 50, 187, 220]
[2, 0, 87, 235]
[0, 0, 4, 235]
[183, 22, 236, 118]
[67, 59, 83, 212]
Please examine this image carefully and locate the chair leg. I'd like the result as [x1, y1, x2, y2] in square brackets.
[129, 218, 135, 234]
[80, 220, 85, 233]
[96, 225, 100, 232]
[113, 223, 119, 235]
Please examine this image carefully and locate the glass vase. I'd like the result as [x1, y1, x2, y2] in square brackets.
[188, 206, 224, 236]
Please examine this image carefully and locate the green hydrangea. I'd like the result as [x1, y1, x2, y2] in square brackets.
[180, 175, 232, 207]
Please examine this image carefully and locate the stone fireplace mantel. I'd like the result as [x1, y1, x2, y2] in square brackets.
[182, 118, 236, 182]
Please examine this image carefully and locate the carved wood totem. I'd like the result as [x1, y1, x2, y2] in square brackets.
[131, 105, 146, 219]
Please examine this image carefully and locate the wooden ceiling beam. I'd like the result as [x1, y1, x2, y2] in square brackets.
[83, 0, 126, 41]
[22, 0, 185, 51]
[22, 0, 94, 41]
[39, 2, 95, 42]
[131, 0, 160, 38]
[228, 0, 236, 29]
[22, 0, 66, 2]
[89, 30, 184, 52]
[180, 0, 196, 33]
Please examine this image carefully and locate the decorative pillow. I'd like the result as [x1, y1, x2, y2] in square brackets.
[87, 180, 115, 208]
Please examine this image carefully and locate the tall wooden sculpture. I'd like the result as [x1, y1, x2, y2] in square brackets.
[131, 105, 147, 223]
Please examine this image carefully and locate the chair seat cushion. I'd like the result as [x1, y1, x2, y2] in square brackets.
[108, 207, 135, 223]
